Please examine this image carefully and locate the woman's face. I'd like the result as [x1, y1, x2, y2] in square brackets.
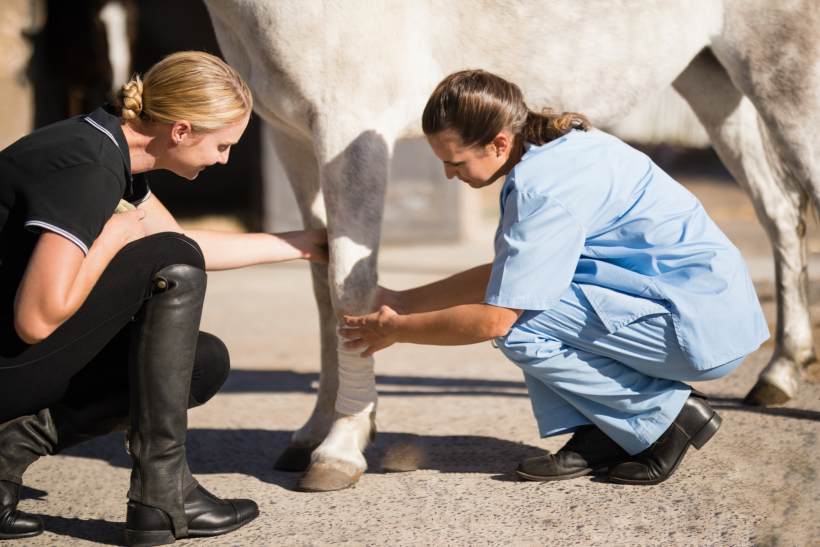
[427, 130, 520, 189]
[166, 113, 251, 180]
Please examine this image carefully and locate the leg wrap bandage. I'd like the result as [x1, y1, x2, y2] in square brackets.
[335, 326, 377, 415]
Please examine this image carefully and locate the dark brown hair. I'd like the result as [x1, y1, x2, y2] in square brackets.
[422, 69, 591, 148]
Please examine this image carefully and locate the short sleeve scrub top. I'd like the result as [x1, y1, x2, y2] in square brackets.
[484, 129, 769, 455]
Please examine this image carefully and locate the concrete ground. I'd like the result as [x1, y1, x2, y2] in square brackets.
[5, 178, 820, 547]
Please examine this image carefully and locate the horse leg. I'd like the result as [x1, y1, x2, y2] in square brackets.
[266, 125, 340, 471]
[673, 48, 813, 406]
[293, 127, 390, 492]
[714, 7, 820, 404]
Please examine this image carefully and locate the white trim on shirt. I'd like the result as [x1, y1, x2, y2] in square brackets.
[83, 117, 121, 149]
[24, 221, 89, 255]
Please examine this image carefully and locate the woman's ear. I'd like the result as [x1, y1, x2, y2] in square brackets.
[491, 132, 511, 157]
[170, 120, 193, 145]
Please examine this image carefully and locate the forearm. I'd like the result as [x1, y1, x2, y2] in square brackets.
[403, 263, 493, 313]
[183, 229, 307, 270]
[393, 303, 513, 346]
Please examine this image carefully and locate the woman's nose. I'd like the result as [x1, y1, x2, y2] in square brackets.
[219, 151, 230, 165]
[443, 165, 457, 179]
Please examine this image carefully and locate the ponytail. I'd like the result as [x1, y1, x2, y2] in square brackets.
[522, 108, 592, 146]
[423, 69, 591, 148]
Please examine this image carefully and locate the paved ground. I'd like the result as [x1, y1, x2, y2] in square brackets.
[5, 178, 820, 547]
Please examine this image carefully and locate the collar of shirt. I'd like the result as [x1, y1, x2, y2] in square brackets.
[84, 104, 135, 196]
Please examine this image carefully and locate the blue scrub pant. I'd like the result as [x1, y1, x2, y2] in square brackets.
[498, 284, 744, 455]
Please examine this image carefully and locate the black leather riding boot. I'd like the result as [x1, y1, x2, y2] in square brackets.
[0, 410, 57, 485]
[608, 391, 722, 485]
[124, 264, 206, 545]
[0, 480, 43, 540]
[516, 424, 631, 481]
[0, 410, 56, 539]
[123, 265, 258, 547]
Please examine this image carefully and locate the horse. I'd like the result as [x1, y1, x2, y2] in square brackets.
[202, 0, 820, 492]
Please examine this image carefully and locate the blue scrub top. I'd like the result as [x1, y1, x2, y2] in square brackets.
[484, 129, 769, 370]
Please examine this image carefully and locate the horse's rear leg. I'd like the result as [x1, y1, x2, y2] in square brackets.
[266, 126, 340, 471]
[714, 8, 820, 403]
[673, 49, 814, 405]
[293, 127, 390, 492]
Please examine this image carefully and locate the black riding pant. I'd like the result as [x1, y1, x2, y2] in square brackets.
[0, 233, 230, 424]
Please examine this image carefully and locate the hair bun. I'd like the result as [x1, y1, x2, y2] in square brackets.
[117, 76, 144, 119]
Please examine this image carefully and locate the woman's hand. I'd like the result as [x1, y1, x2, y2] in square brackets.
[339, 306, 400, 358]
[299, 228, 329, 264]
[374, 285, 408, 315]
[98, 209, 147, 250]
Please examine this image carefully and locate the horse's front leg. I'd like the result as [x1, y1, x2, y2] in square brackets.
[294, 127, 390, 492]
[265, 126, 341, 472]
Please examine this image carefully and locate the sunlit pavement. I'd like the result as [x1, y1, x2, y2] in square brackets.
[6, 178, 820, 547]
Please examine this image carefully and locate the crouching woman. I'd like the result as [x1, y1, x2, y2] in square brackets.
[341, 70, 768, 486]
[0, 52, 327, 544]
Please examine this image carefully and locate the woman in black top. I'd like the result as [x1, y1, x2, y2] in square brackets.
[0, 52, 327, 545]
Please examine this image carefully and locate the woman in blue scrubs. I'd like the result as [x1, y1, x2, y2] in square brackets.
[340, 69, 769, 485]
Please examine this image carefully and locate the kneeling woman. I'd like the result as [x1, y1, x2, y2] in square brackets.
[0, 52, 327, 544]
[342, 70, 768, 485]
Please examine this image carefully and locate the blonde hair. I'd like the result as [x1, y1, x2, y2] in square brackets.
[116, 51, 253, 133]
[422, 69, 591, 148]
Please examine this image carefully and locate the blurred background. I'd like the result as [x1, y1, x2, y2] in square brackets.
[0, 0, 763, 245]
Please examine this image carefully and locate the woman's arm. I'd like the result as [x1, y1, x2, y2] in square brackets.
[138, 194, 328, 269]
[14, 209, 146, 344]
[377, 263, 493, 314]
[339, 303, 523, 358]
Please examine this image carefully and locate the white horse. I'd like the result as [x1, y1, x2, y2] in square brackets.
[203, 0, 820, 492]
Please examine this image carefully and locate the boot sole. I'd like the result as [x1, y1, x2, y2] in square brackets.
[609, 411, 722, 486]
[516, 467, 594, 482]
[125, 508, 259, 546]
[124, 529, 175, 547]
[516, 459, 629, 482]
[0, 528, 44, 540]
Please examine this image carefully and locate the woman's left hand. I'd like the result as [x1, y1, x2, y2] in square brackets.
[339, 306, 400, 358]
[300, 228, 329, 264]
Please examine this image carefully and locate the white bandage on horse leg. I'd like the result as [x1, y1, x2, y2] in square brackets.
[335, 326, 378, 414]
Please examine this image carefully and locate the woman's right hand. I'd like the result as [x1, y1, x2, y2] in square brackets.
[374, 285, 408, 315]
[100, 209, 147, 249]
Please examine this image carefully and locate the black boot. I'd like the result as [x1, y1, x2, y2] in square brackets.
[516, 424, 631, 481]
[124, 265, 257, 547]
[126, 483, 259, 541]
[0, 480, 43, 540]
[0, 410, 56, 539]
[608, 391, 722, 485]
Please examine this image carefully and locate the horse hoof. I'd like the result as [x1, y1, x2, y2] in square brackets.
[744, 380, 792, 406]
[274, 444, 317, 472]
[294, 462, 363, 492]
[381, 436, 425, 473]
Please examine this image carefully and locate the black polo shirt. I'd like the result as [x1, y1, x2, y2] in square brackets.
[0, 104, 151, 319]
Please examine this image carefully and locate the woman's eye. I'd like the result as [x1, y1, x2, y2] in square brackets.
[218, 145, 229, 153]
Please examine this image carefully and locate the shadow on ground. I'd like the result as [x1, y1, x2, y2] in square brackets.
[59, 429, 550, 489]
[221, 369, 529, 397]
[38, 515, 122, 546]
